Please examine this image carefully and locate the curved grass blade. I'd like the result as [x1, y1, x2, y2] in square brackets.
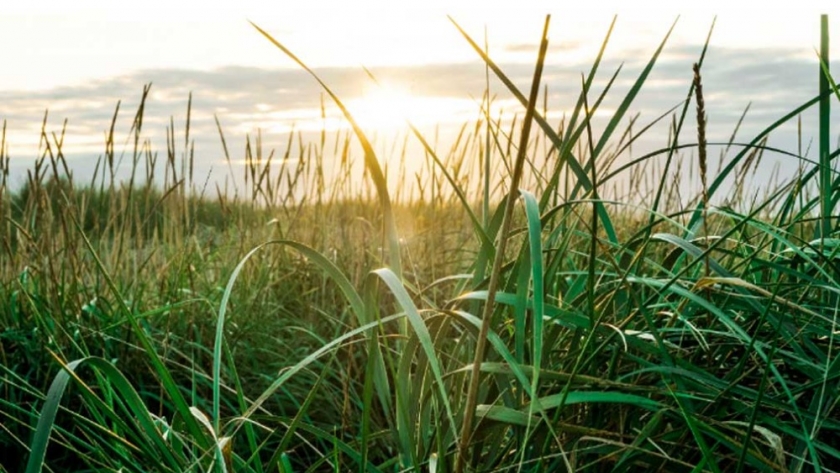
[235, 313, 405, 436]
[360, 69, 495, 254]
[213, 240, 391, 437]
[25, 356, 180, 473]
[477, 390, 662, 427]
[600, 141, 808, 189]
[625, 274, 821, 469]
[250, 22, 402, 279]
[367, 268, 457, 454]
[687, 92, 838, 235]
[454, 290, 589, 329]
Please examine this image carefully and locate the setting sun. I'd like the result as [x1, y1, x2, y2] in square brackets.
[346, 83, 467, 130]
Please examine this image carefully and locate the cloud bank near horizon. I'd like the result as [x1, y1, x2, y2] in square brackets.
[0, 43, 836, 197]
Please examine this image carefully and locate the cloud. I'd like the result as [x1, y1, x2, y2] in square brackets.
[0, 45, 837, 198]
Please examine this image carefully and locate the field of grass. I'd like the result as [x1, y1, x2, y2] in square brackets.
[2, 15, 840, 473]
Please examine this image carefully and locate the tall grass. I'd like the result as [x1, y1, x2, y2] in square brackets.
[2, 14, 840, 473]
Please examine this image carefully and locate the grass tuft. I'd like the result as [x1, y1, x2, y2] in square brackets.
[2, 13, 840, 473]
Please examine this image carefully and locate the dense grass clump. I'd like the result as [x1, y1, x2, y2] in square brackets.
[2, 14, 840, 473]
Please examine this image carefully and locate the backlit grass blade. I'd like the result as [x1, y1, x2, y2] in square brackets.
[250, 22, 402, 279]
[448, 16, 591, 193]
[360, 69, 495, 253]
[587, 19, 678, 173]
[544, 17, 616, 208]
[405, 123, 495, 252]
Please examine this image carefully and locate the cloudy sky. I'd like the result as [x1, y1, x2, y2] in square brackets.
[0, 1, 837, 199]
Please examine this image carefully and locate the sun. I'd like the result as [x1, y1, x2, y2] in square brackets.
[346, 83, 445, 130]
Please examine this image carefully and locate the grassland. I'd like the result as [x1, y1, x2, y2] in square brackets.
[2, 15, 840, 473]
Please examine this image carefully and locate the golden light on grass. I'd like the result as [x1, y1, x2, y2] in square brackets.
[8, 11, 840, 473]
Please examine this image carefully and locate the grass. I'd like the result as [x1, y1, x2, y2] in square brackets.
[2, 13, 840, 473]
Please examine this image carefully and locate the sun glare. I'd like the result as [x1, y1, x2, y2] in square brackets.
[346, 83, 456, 130]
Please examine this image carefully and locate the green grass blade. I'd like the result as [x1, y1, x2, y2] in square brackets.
[236, 313, 405, 434]
[213, 240, 393, 437]
[818, 14, 831, 240]
[367, 268, 457, 449]
[666, 384, 723, 473]
[454, 17, 552, 471]
[360, 69, 495, 253]
[542, 17, 616, 209]
[68, 209, 211, 451]
[589, 19, 677, 165]
[686, 93, 833, 234]
[446, 310, 535, 399]
[520, 191, 545, 436]
[25, 356, 180, 473]
[476, 390, 662, 427]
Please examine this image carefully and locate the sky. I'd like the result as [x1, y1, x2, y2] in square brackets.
[0, 2, 834, 91]
[0, 1, 838, 200]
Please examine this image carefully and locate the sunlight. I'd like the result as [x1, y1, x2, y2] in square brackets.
[346, 83, 458, 130]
